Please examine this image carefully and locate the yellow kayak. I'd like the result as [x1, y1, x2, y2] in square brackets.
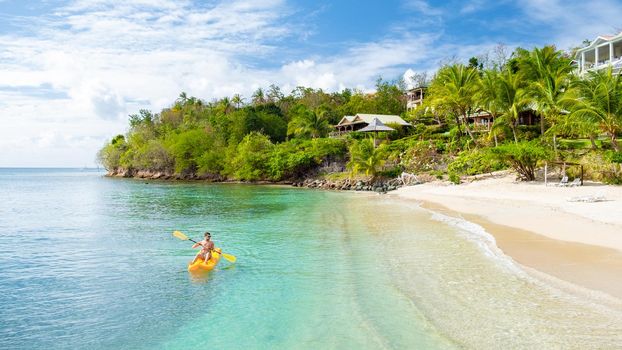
[188, 248, 221, 273]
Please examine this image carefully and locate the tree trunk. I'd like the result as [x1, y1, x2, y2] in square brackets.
[589, 134, 598, 150]
[464, 122, 477, 146]
[461, 113, 477, 146]
[454, 116, 462, 141]
[540, 113, 545, 136]
[511, 123, 518, 143]
[611, 133, 620, 152]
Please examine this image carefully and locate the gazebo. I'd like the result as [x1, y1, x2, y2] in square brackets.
[357, 118, 394, 147]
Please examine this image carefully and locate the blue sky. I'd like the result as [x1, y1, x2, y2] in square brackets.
[0, 0, 621, 167]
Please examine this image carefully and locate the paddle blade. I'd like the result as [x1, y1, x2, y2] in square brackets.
[221, 253, 237, 263]
[172, 230, 189, 241]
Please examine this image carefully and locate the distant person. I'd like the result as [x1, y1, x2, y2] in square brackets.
[190, 232, 215, 265]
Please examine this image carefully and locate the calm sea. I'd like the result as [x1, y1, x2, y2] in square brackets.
[1, 169, 621, 349]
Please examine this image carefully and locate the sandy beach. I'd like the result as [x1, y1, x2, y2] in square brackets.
[393, 173, 622, 299]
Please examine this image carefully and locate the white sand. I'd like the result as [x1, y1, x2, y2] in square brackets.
[393, 173, 622, 252]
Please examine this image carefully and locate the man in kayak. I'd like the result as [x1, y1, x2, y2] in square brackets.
[191, 232, 215, 265]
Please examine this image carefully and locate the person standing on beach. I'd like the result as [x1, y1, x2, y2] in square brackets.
[190, 232, 215, 264]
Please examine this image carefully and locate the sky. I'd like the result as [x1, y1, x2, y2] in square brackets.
[0, 0, 621, 167]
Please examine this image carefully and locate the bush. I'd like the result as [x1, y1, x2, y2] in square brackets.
[267, 138, 347, 181]
[448, 172, 461, 184]
[226, 132, 274, 181]
[167, 129, 213, 173]
[133, 139, 174, 172]
[447, 148, 506, 176]
[347, 139, 386, 178]
[400, 141, 444, 173]
[492, 141, 551, 181]
[197, 149, 225, 175]
[581, 151, 622, 184]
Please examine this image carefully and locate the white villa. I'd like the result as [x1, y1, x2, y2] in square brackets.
[406, 87, 426, 111]
[575, 32, 622, 74]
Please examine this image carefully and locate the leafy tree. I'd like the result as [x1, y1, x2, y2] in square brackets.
[97, 135, 127, 170]
[492, 141, 551, 181]
[373, 78, 406, 115]
[267, 84, 284, 103]
[133, 139, 174, 172]
[167, 129, 213, 173]
[226, 132, 274, 180]
[129, 109, 154, 128]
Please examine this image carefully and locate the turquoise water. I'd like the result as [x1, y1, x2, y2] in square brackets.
[0, 169, 451, 349]
[2, 169, 622, 349]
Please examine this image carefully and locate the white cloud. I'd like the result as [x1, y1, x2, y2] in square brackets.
[460, 0, 486, 14]
[0, 0, 529, 167]
[0, 0, 294, 166]
[402, 0, 443, 16]
[517, 0, 622, 49]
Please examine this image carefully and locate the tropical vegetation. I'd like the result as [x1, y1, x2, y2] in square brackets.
[98, 43, 622, 185]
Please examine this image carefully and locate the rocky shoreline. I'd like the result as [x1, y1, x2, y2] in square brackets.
[106, 168, 412, 193]
[292, 178, 404, 192]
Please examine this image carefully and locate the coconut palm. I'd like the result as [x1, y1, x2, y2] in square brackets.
[287, 106, 330, 139]
[496, 69, 530, 143]
[571, 67, 622, 151]
[518, 46, 574, 136]
[430, 64, 480, 144]
[477, 69, 504, 146]
[232, 94, 244, 109]
[347, 138, 385, 179]
[219, 97, 233, 114]
[252, 88, 266, 105]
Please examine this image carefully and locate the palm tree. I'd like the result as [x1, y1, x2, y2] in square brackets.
[219, 97, 233, 114]
[287, 107, 330, 138]
[431, 64, 481, 145]
[177, 92, 188, 105]
[518, 46, 574, 136]
[477, 69, 503, 146]
[571, 67, 622, 151]
[232, 94, 244, 109]
[496, 69, 530, 143]
[252, 88, 266, 106]
[347, 139, 385, 179]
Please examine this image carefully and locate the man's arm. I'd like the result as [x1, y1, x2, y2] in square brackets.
[191, 240, 205, 249]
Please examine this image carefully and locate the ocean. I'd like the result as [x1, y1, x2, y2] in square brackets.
[1, 169, 621, 349]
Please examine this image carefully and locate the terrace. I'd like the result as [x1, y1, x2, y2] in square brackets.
[406, 87, 426, 111]
[576, 32, 622, 74]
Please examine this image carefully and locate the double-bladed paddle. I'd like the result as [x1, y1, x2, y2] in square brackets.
[172, 230, 237, 263]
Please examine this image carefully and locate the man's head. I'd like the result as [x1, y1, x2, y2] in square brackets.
[204, 231, 211, 240]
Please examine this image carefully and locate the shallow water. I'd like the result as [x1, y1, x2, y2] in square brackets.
[1, 169, 621, 349]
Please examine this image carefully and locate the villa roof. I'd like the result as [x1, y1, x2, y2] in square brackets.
[336, 115, 356, 125]
[576, 31, 622, 57]
[357, 118, 395, 132]
[351, 113, 410, 126]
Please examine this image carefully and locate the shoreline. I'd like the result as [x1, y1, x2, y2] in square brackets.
[392, 175, 622, 299]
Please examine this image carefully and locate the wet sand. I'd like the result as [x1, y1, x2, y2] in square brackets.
[394, 175, 622, 299]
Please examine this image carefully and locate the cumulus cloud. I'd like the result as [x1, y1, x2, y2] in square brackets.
[2, 0, 608, 166]
[516, 0, 622, 49]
